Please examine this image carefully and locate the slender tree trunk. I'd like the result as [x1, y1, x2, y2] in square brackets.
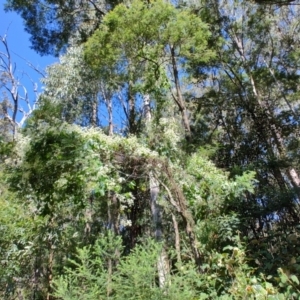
[143, 94, 151, 122]
[107, 97, 113, 136]
[172, 213, 181, 265]
[108, 192, 119, 235]
[170, 46, 191, 136]
[143, 93, 170, 287]
[149, 173, 162, 241]
[12, 87, 18, 139]
[269, 121, 300, 190]
[46, 243, 54, 300]
[101, 84, 114, 136]
[91, 93, 98, 126]
[107, 257, 113, 297]
[128, 82, 136, 134]
[149, 171, 169, 287]
[159, 165, 202, 270]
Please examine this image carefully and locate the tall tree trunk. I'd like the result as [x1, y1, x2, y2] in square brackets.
[101, 85, 114, 136]
[149, 172, 162, 241]
[143, 94, 151, 122]
[128, 80, 136, 134]
[143, 93, 169, 287]
[149, 171, 169, 287]
[91, 93, 98, 127]
[107, 97, 113, 136]
[170, 46, 191, 137]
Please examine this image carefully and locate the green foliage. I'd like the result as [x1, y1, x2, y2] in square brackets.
[25, 97, 64, 128]
[0, 182, 31, 297]
[184, 152, 256, 219]
[84, 0, 214, 95]
[1, 122, 258, 298]
[277, 268, 300, 299]
[53, 234, 288, 300]
[53, 231, 123, 300]
[2, 0, 300, 298]
[4, 0, 114, 55]
[40, 46, 100, 125]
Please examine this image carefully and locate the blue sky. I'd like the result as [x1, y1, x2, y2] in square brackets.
[0, 0, 57, 123]
[0, 1, 118, 130]
[0, 0, 56, 72]
[0, 1, 143, 131]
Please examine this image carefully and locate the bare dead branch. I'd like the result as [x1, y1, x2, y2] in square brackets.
[0, 33, 43, 138]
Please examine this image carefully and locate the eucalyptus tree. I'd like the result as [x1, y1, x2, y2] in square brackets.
[190, 0, 300, 274]
[84, 0, 215, 136]
[42, 46, 100, 126]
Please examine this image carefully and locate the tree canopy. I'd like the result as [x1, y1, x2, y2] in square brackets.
[4, 0, 114, 55]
